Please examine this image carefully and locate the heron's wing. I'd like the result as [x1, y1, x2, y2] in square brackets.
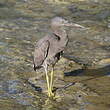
[34, 40, 50, 68]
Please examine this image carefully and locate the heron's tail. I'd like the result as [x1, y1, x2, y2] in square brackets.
[33, 57, 42, 71]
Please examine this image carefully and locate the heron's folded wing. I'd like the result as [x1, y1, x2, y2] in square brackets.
[34, 40, 50, 67]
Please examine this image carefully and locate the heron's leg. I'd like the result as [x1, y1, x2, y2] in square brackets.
[49, 66, 54, 96]
[44, 65, 51, 97]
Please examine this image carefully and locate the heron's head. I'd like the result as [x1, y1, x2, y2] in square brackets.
[51, 17, 69, 27]
[51, 17, 86, 29]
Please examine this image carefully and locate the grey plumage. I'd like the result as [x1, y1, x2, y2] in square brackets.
[33, 17, 85, 97]
[33, 17, 69, 70]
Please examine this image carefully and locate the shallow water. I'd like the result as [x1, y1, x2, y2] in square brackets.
[0, 0, 110, 110]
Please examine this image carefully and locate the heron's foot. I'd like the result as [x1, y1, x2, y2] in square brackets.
[47, 90, 63, 100]
[47, 90, 54, 97]
[46, 90, 54, 97]
[49, 90, 55, 97]
[50, 93, 63, 100]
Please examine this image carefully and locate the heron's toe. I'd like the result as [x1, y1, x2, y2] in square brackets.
[50, 92, 55, 97]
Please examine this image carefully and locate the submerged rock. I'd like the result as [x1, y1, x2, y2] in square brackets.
[1, 80, 24, 94]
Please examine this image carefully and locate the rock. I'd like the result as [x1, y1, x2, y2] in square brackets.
[2, 80, 24, 94]
[95, 10, 110, 20]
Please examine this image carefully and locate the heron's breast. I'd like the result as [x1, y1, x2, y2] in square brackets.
[46, 55, 58, 65]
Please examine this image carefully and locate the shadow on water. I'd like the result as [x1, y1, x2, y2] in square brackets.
[64, 64, 110, 79]
[52, 64, 110, 93]
[27, 81, 43, 92]
[64, 68, 84, 76]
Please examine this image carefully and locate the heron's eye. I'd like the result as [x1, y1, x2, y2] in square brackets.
[63, 20, 68, 24]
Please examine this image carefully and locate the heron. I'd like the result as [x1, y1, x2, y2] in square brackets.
[33, 17, 85, 97]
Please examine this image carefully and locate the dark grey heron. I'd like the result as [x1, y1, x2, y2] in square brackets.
[33, 17, 85, 97]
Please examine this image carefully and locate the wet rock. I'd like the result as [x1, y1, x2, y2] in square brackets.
[73, 91, 86, 105]
[11, 92, 35, 106]
[95, 10, 110, 20]
[1, 80, 24, 94]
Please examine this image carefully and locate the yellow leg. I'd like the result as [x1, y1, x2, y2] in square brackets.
[49, 66, 54, 96]
[44, 66, 51, 97]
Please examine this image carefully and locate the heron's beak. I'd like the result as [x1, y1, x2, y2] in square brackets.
[64, 22, 88, 29]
